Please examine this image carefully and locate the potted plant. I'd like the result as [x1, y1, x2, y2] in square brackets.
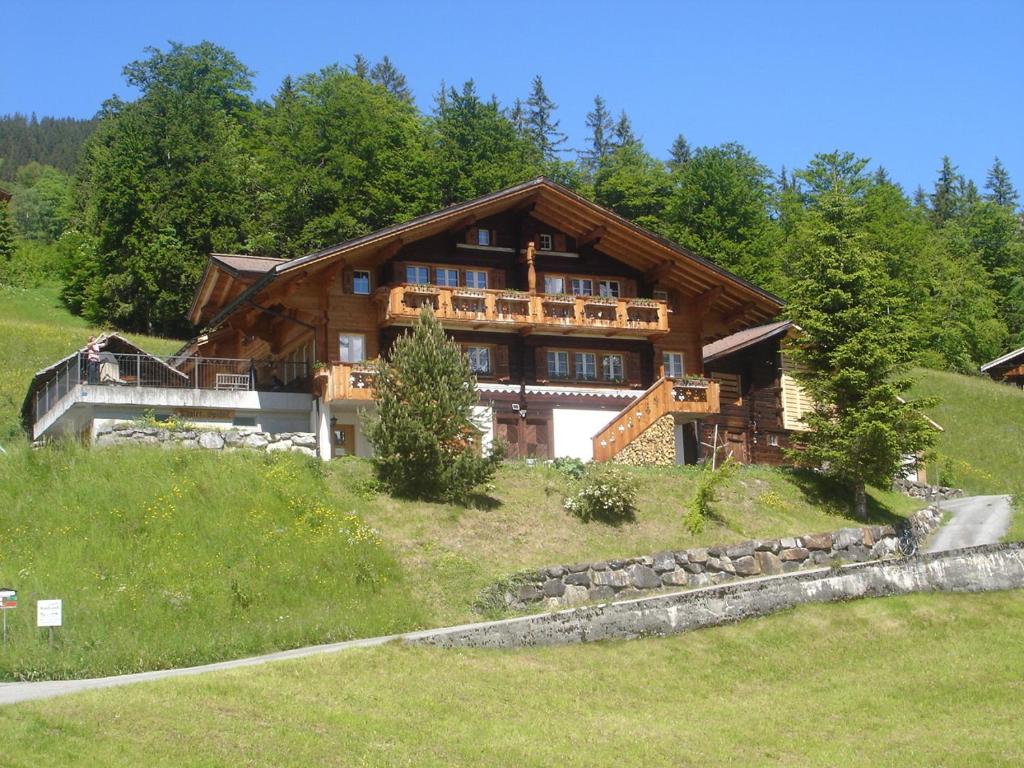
[627, 297, 661, 308]
[312, 361, 329, 397]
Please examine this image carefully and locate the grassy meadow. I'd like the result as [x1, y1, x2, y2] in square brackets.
[3, 590, 1022, 767]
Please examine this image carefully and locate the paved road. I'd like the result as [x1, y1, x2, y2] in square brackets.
[925, 495, 1012, 553]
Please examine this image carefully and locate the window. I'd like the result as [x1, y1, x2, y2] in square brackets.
[603, 354, 624, 382]
[570, 278, 594, 296]
[435, 268, 459, 287]
[767, 434, 780, 448]
[406, 265, 430, 284]
[652, 289, 669, 302]
[575, 352, 597, 381]
[465, 270, 488, 289]
[547, 350, 569, 379]
[339, 334, 366, 363]
[544, 275, 565, 294]
[663, 351, 684, 379]
[466, 346, 491, 375]
[352, 270, 371, 295]
[538, 233, 553, 251]
[477, 228, 491, 246]
[598, 280, 620, 298]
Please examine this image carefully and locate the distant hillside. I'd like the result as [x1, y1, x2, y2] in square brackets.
[0, 113, 96, 180]
[910, 367, 1024, 494]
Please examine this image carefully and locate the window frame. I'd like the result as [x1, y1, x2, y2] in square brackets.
[465, 269, 488, 289]
[663, 351, 685, 379]
[574, 352, 597, 381]
[434, 267, 460, 287]
[405, 265, 430, 285]
[465, 345, 492, 375]
[338, 333, 367, 364]
[598, 280, 621, 298]
[547, 350, 570, 380]
[570, 278, 594, 296]
[352, 269, 372, 295]
[602, 353, 624, 383]
[538, 233, 553, 251]
[767, 433, 780, 448]
[543, 275, 565, 294]
[477, 228, 491, 246]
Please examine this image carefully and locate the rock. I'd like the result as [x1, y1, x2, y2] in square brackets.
[588, 586, 616, 602]
[546, 566, 566, 579]
[811, 551, 830, 565]
[542, 579, 566, 598]
[223, 430, 247, 446]
[755, 550, 783, 575]
[846, 544, 871, 562]
[682, 561, 706, 574]
[591, 570, 630, 588]
[706, 557, 725, 573]
[803, 533, 832, 551]
[871, 538, 899, 558]
[608, 559, 628, 570]
[831, 528, 864, 550]
[755, 539, 782, 554]
[562, 585, 589, 606]
[290, 433, 317, 448]
[652, 552, 676, 573]
[780, 537, 799, 550]
[687, 548, 709, 564]
[661, 571, 689, 587]
[245, 434, 269, 449]
[112, 422, 132, 432]
[732, 556, 761, 576]
[567, 563, 589, 573]
[862, 527, 875, 547]
[95, 432, 121, 446]
[517, 585, 542, 602]
[198, 432, 225, 450]
[266, 439, 293, 452]
[673, 551, 690, 566]
[590, 561, 609, 572]
[291, 446, 316, 457]
[780, 547, 810, 562]
[628, 564, 661, 589]
[782, 560, 802, 573]
[564, 571, 591, 588]
[725, 541, 756, 559]
[688, 573, 713, 588]
[707, 545, 724, 557]
[878, 525, 896, 538]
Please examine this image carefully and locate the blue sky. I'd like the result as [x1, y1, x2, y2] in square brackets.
[4, 0, 1022, 195]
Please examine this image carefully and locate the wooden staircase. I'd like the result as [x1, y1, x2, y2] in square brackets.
[592, 377, 720, 462]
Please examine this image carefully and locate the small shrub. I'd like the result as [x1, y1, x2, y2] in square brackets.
[684, 457, 736, 533]
[563, 464, 638, 524]
[551, 456, 587, 480]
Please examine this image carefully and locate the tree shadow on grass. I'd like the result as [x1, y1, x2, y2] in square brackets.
[462, 492, 503, 511]
[782, 468, 905, 527]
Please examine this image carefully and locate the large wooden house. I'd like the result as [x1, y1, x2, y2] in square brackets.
[26, 178, 784, 461]
[982, 345, 1024, 388]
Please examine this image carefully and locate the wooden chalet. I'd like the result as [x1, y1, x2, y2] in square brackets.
[182, 178, 784, 461]
[981, 345, 1024, 388]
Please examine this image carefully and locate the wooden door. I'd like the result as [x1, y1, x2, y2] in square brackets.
[332, 424, 356, 457]
[724, 430, 748, 464]
[495, 416, 550, 459]
[495, 417, 521, 459]
[524, 418, 550, 459]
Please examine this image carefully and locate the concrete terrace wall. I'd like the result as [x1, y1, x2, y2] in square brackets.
[95, 423, 318, 456]
[496, 507, 944, 611]
[415, 542, 1024, 650]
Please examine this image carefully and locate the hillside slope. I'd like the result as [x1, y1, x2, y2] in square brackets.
[910, 367, 1024, 494]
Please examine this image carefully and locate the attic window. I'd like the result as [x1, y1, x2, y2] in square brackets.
[538, 233, 553, 251]
[477, 229, 491, 246]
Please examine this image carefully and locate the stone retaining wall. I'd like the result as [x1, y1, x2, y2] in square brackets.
[95, 423, 317, 456]
[492, 506, 944, 611]
[892, 477, 964, 502]
[417, 542, 1024, 650]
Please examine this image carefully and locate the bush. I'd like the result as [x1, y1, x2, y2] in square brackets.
[551, 456, 586, 480]
[563, 464, 638, 524]
[684, 457, 736, 533]
[365, 307, 502, 501]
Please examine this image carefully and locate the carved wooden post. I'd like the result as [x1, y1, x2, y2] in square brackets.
[526, 242, 537, 294]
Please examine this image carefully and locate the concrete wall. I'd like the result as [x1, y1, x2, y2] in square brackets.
[412, 542, 1024, 650]
[94, 423, 318, 456]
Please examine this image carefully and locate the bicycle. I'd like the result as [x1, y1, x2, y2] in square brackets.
[897, 526, 918, 557]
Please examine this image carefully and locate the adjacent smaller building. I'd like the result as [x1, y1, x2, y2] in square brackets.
[981, 345, 1024, 388]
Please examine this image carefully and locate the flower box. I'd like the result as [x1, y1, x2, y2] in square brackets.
[627, 297, 661, 308]
[541, 294, 577, 305]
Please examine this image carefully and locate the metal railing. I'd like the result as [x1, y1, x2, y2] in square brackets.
[32, 353, 310, 425]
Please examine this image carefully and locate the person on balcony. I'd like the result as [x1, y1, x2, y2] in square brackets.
[85, 336, 104, 384]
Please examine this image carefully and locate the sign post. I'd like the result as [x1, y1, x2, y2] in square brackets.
[37, 599, 62, 649]
[0, 588, 17, 648]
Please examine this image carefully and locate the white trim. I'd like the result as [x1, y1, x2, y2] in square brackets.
[525, 384, 640, 399]
[455, 243, 517, 254]
[981, 344, 1024, 372]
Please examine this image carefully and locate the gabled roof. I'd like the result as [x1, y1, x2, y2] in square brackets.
[703, 321, 794, 363]
[981, 344, 1024, 375]
[195, 178, 784, 334]
[209, 253, 287, 276]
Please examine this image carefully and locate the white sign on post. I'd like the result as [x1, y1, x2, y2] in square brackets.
[37, 599, 62, 628]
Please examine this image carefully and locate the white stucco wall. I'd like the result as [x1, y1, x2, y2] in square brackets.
[471, 405, 494, 455]
[551, 408, 616, 461]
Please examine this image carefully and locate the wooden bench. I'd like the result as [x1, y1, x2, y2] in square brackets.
[215, 373, 250, 391]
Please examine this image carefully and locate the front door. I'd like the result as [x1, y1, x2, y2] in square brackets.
[725, 430, 748, 464]
[333, 423, 356, 457]
[494, 415, 550, 460]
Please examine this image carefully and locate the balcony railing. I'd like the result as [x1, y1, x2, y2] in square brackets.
[327, 362, 377, 402]
[32, 352, 310, 426]
[378, 285, 669, 337]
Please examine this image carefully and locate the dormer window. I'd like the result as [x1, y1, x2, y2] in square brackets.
[538, 233, 553, 251]
[477, 228, 491, 246]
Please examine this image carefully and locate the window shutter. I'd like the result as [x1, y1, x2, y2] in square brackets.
[489, 229, 498, 247]
[535, 347, 548, 383]
[490, 269, 505, 289]
[553, 233, 566, 252]
[621, 279, 637, 298]
[495, 345, 510, 381]
[625, 351, 643, 388]
[342, 268, 354, 293]
[467, 227, 479, 245]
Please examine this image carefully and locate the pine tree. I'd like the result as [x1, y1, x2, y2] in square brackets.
[351, 54, 370, 79]
[365, 308, 503, 501]
[785, 157, 936, 520]
[581, 95, 614, 172]
[984, 157, 1019, 208]
[929, 155, 962, 224]
[369, 55, 413, 103]
[508, 98, 528, 137]
[524, 75, 566, 161]
[613, 110, 637, 146]
[0, 198, 14, 263]
[668, 133, 692, 168]
[912, 185, 929, 209]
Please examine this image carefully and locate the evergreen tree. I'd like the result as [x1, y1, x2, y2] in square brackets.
[508, 98, 528, 137]
[613, 110, 637, 146]
[351, 54, 370, 79]
[524, 75, 567, 161]
[581, 95, 614, 172]
[369, 55, 413, 103]
[668, 133, 692, 168]
[785, 158, 935, 520]
[912, 185, 929, 209]
[365, 308, 503, 501]
[0, 197, 14, 263]
[929, 155, 962, 224]
[984, 157, 1019, 208]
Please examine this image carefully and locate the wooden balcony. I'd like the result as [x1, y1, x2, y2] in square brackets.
[327, 362, 377, 402]
[377, 284, 669, 338]
[592, 377, 720, 462]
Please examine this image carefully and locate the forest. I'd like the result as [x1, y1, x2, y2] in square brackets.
[0, 40, 1021, 375]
